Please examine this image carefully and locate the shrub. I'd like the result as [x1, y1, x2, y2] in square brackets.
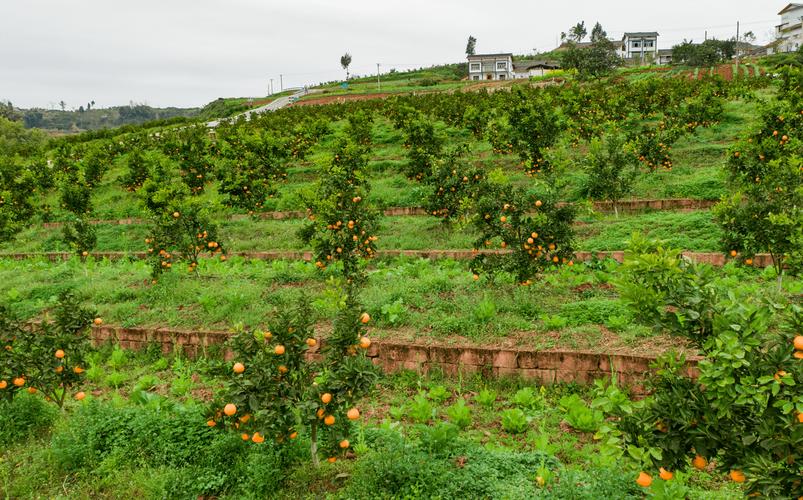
[0, 392, 57, 446]
[445, 398, 472, 429]
[500, 408, 530, 434]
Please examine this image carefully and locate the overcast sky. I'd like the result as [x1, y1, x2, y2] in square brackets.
[0, 0, 782, 109]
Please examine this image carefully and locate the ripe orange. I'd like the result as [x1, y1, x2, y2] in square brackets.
[263, 331, 272, 340]
[360, 312, 370, 324]
[795, 351, 803, 360]
[27, 387, 36, 394]
[172, 211, 180, 218]
[233, 362, 245, 374]
[224, 403, 237, 416]
[278, 365, 288, 374]
[74, 366, 84, 374]
[730, 250, 737, 257]
[794, 336, 803, 351]
[636, 471, 652, 487]
[252, 432, 265, 443]
[327, 457, 337, 463]
[241, 433, 250, 441]
[306, 338, 317, 347]
[316, 408, 325, 419]
[274, 345, 285, 355]
[94, 317, 103, 325]
[55, 349, 65, 359]
[535, 200, 543, 207]
[659, 467, 673, 481]
[206, 419, 216, 427]
[730, 470, 745, 483]
[239, 414, 251, 423]
[321, 393, 333, 404]
[774, 370, 788, 383]
[797, 412, 803, 423]
[347, 408, 360, 420]
[500, 216, 507, 223]
[75, 391, 86, 401]
[0, 380, 6, 389]
[692, 455, 707, 470]
[324, 415, 335, 426]
[55, 366, 63, 373]
[339, 439, 349, 449]
[13, 377, 24, 387]
[745, 258, 753, 266]
[473, 274, 479, 281]
[289, 431, 298, 439]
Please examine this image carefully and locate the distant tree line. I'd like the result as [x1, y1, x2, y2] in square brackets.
[671, 39, 737, 67]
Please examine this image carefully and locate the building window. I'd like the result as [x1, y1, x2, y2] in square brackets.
[498, 74, 506, 80]
[496, 61, 507, 70]
[645, 40, 654, 48]
[472, 75, 480, 80]
[632, 41, 641, 48]
[469, 63, 481, 72]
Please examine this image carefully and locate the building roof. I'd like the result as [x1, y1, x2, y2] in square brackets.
[622, 32, 659, 40]
[657, 48, 673, 55]
[512, 60, 561, 70]
[467, 53, 513, 58]
[778, 3, 803, 15]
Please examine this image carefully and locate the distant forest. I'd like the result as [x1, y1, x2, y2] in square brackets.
[0, 100, 199, 133]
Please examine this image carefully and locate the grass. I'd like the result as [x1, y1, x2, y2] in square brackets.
[0, 346, 746, 499]
[1, 255, 798, 354]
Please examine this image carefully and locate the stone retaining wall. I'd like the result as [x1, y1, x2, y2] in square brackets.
[91, 325, 700, 389]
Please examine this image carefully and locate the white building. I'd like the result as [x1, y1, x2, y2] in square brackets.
[512, 60, 560, 79]
[775, 3, 803, 53]
[467, 53, 513, 81]
[620, 32, 659, 63]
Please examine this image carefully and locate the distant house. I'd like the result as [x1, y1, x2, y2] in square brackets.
[467, 53, 513, 81]
[620, 32, 660, 62]
[512, 60, 560, 79]
[773, 3, 803, 53]
[657, 49, 673, 65]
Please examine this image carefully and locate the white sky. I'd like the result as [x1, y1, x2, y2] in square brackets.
[0, 0, 782, 109]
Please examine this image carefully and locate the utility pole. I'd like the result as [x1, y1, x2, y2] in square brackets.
[270, 78, 274, 95]
[280, 74, 283, 92]
[376, 63, 381, 91]
[736, 21, 740, 66]
[705, 30, 707, 41]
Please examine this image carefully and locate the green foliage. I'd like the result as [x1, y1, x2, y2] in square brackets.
[445, 397, 472, 429]
[561, 38, 622, 80]
[500, 408, 530, 433]
[559, 394, 604, 432]
[580, 129, 639, 213]
[408, 392, 436, 423]
[615, 233, 720, 346]
[511, 386, 544, 410]
[672, 39, 736, 67]
[504, 90, 564, 176]
[427, 384, 450, 403]
[0, 392, 57, 447]
[474, 388, 497, 408]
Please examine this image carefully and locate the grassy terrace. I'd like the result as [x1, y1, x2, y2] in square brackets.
[2, 256, 799, 353]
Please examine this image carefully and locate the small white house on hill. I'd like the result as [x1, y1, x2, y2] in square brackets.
[512, 60, 560, 79]
[620, 32, 659, 62]
[775, 3, 803, 53]
[467, 53, 513, 80]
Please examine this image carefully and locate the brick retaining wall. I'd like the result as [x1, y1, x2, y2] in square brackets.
[91, 325, 700, 388]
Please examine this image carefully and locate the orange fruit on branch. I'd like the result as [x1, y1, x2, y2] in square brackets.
[224, 403, 237, 416]
[75, 391, 86, 401]
[94, 318, 103, 325]
[274, 345, 285, 355]
[55, 349, 65, 359]
[659, 467, 673, 481]
[359, 337, 371, 349]
[324, 415, 335, 426]
[13, 377, 24, 387]
[321, 393, 333, 404]
[233, 362, 245, 374]
[306, 338, 317, 347]
[729, 470, 745, 483]
[360, 313, 370, 324]
[636, 471, 652, 487]
[347, 408, 360, 420]
[692, 455, 707, 470]
[339, 439, 350, 449]
[794, 336, 803, 351]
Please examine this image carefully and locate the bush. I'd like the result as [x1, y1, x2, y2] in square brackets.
[0, 392, 57, 446]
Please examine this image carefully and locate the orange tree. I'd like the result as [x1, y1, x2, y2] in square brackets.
[59, 162, 96, 258]
[210, 114, 380, 466]
[470, 180, 575, 284]
[6, 291, 96, 407]
[578, 128, 639, 217]
[501, 90, 564, 177]
[713, 66, 803, 286]
[614, 237, 803, 497]
[216, 126, 291, 213]
[0, 305, 26, 402]
[398, 110, 444, 181]
[159, 125, 214, 194]
[138, 156, 225, 278]
[424, 146, 486, 223]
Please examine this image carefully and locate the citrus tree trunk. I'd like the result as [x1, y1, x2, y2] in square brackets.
[310, 421, 320, 467]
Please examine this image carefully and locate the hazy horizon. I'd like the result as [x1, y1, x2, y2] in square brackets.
[0, 0, 782, 109]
